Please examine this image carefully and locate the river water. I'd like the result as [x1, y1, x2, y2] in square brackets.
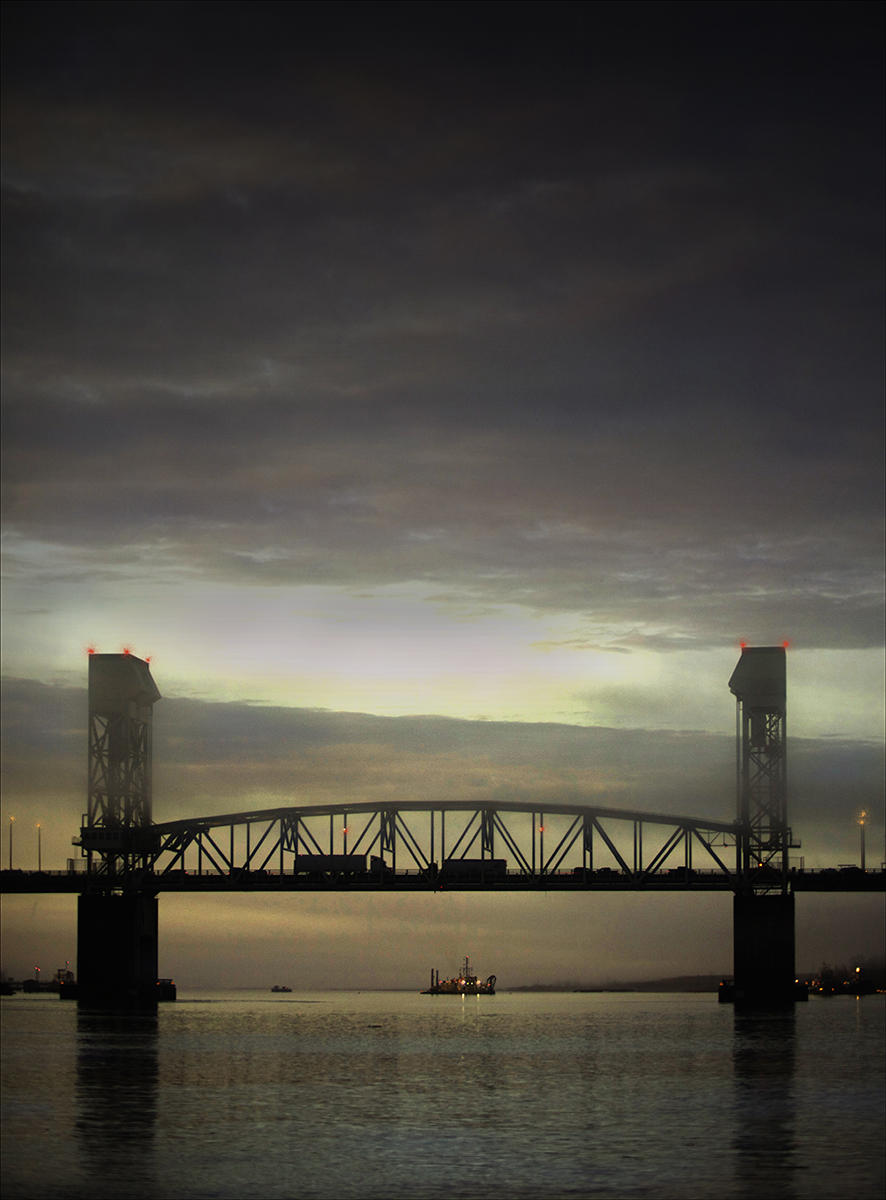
[2, 989, 883, 1200]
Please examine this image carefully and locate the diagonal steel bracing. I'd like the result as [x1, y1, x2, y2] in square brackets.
[83, 799, 744, 889]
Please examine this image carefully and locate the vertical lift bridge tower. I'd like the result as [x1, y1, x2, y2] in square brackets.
[76, 652, 161, 1005]
[729, 645, 799, 1003]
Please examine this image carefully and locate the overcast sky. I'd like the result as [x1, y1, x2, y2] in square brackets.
[1, 1, 883, 987]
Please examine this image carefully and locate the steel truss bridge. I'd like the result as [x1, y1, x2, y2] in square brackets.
[2, 650, 882, 1009]
[2, 799, 881, 894]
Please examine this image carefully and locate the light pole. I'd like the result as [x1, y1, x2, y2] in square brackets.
[8, 815, 14, 870]
[858, 810, 867, 872]
[36, 823, 42, 872]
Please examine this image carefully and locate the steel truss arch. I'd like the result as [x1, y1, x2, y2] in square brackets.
[79, 800, 744, 890]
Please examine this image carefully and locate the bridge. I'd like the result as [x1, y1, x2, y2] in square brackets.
[3, 800, 879, 894]
[1, 648, 882, 1005]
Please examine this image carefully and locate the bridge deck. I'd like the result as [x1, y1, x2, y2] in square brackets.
[2, 868, 882, 894]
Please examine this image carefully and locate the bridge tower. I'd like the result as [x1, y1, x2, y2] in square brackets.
[76, 652, 162, 1006]
[728, 645, 799, 1004]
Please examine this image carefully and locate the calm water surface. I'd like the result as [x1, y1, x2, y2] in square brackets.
[2, 989, 883, 1200]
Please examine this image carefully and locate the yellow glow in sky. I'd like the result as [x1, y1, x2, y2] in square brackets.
[2, 581, 883, 740]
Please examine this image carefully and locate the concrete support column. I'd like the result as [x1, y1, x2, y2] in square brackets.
[733, 892, 797, 1005]
[77, 893, 158, 1007]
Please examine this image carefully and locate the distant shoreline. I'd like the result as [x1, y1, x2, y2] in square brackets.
[509, 975, 730, 993]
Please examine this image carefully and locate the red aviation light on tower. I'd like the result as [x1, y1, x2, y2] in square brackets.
[737, 640, 791, 651]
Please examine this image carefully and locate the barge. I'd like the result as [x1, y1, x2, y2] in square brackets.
[422, 956, 496, 995]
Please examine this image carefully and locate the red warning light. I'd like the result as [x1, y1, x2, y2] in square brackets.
[782, 640, 790, 649]
[739, 640, 748, 649]
[122, 646, 132, 656]
[86, 646, 96, 656]
[145, 656, 152, 664]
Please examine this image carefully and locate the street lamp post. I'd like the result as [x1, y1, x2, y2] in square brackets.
[858, 810, 867, 872]
[36, 823, 42, 872]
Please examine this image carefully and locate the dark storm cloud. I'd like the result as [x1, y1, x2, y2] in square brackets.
[2, 2, 884, 650]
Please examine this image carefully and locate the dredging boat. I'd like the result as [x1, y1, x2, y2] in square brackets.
[422, 956, 496, 995]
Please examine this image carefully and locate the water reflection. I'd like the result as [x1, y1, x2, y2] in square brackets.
[732, 1008, 797, 1198]
[76, 1008, 158, 1198]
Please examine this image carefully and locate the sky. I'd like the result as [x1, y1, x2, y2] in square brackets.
[1, 1, 884, 987]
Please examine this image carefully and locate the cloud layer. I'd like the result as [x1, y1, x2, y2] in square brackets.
[3, 1, 884, 660]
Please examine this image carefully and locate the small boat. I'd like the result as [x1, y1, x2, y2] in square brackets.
[717, 978, 735, 1003]
[271, 985, 292, 993]
[422, 956, 496, 995]
[156, 978, 177, 1002]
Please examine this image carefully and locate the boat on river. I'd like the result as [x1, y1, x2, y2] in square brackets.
[422, 956, 496, 995]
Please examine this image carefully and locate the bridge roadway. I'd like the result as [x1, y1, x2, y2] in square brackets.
[1, 866, 883, 894]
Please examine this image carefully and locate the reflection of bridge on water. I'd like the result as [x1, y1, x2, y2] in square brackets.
[1, 647, 883, 1006]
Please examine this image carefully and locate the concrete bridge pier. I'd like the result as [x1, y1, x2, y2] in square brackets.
[77, 893, 159, 1007]
[732, 893, 798, 1005]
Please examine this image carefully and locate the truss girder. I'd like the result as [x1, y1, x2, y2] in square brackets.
[692, 828, 735, 877]
[588, 816, 632, 875]
[640, 826, 686, 880]
[491, 811, 533, 874]
[129, 802, 739, 887]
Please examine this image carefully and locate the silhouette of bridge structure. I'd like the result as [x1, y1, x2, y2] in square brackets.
[4, 802, 879, 895]
[1, 648, 882, 1006]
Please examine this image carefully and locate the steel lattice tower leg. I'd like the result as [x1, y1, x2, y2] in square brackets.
[76, 652, 163, 1006]
[728, 646, 802, 1005]
[728, 646, 797, 891]
[81, 652, 161, 875]
[729, 647, 791, 889]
